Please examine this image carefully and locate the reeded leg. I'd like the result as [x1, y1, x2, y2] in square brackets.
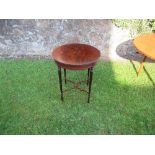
[88, 67, 93, 103]
[87, 68, 90, 85]
[138, 56, 146, 76]
[58, 67, 63, 101]
[64, 68, 67, 84]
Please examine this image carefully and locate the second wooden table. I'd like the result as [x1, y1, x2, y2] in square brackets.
[133, 33, 155, 76]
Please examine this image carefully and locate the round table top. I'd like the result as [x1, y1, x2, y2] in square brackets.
[133, 33, 155, 60]
[52, 43, 100, 69]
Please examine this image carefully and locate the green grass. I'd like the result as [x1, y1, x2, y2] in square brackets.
[0, 59, 155, 134]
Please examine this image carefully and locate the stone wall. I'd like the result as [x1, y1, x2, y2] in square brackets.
[0, 19, 131, 59]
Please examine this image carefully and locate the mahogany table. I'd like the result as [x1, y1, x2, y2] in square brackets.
[133, 33, 155, 76]
[52, 43, 100, 103]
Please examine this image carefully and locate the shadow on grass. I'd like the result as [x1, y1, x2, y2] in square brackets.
[0, 60, 155, 135]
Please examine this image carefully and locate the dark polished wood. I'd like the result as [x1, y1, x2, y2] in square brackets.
[52, 43, 100, 102]
[87, 68, 90, 85]
[58, 67, 63, 101]
[52, 43, 100, 70]
[88, 67, 93, 103]
[64, 69, 67, 84]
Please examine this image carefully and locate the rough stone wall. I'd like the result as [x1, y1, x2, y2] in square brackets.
[0, 19, 131, 59]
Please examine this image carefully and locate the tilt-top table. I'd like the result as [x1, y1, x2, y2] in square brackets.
[133, 33, 155, 76]
[52, 43, 100, 103]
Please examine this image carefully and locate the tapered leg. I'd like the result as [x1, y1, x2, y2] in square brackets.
[58, 67, 63, 101]
[88, 67, 93, 103]
[87, 68, 90, 85]
[138, 56, 146, 76]
[64, 68, 67, 84]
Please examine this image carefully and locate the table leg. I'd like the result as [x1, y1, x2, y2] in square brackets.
[138, 56, 146, 76]
[64, 68, 67, 84]
[58, 67, 63, 101]
[88, 67, 93, 103]
[87, 68, 90, 85]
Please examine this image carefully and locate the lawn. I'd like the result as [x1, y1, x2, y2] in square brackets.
[0, 59, 155, 134]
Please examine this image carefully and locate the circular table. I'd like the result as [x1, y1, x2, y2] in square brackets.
[52, 43, 100, 103]
[133, 33, 155, 76]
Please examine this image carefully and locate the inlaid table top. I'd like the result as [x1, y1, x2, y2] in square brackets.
[133, 33, 155, 60]
[52, 43, 101, 70]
